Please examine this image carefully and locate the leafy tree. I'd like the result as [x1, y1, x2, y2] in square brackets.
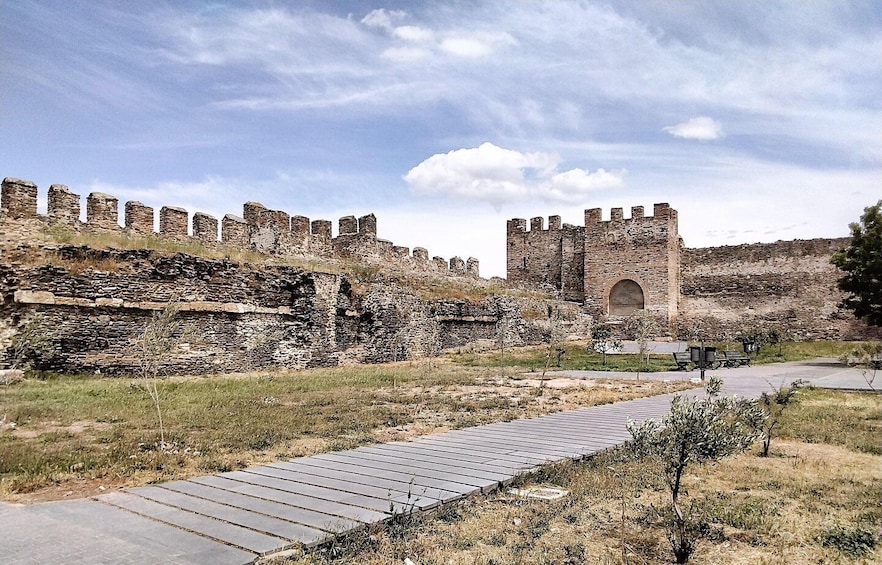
[757, 380, 805, 457]
[590, 322, 621, 366]
[832, 200, 882, 326]
[627, 378, 764, 563]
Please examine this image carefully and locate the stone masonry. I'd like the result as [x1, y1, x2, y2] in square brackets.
[1, 177, 480, 279]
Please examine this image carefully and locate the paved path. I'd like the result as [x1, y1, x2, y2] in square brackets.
[2, 359, 875, 564]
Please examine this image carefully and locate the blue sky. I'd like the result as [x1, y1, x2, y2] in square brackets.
[2, 1, 880, 277]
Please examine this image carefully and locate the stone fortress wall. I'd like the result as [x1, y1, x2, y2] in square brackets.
[0, 177, 480, 278]
[1, 177, 587, 375]
[508, 204, 879, 341]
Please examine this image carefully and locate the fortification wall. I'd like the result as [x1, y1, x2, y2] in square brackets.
[680, 238, 880, 340]
[0, 246, 577, 375]
[1, 177, 479, 279]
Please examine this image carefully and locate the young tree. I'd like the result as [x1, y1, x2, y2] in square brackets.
[832, 200, 882, 326]
[591, 322, 621, 366]
[757, 380, 805, 457]
[134, 302, 185, 449]
[540, 306, 568, 387]
[625, 310, 657, 375]
[627, 378, 764, 563]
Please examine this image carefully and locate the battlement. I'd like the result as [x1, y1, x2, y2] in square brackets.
[583, 203, 674, 224]
[1, 177, 480, 279]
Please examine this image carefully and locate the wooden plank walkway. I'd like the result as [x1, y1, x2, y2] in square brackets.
[2, 359, 873, 564]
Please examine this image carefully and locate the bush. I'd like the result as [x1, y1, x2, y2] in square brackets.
[820, 525, 877, 559]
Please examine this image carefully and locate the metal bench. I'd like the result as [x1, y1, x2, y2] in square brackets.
[672, 351, 693, 371]
[722, 350, 751, 367]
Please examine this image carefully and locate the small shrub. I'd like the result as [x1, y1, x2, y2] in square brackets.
[820, 525, 877, 558]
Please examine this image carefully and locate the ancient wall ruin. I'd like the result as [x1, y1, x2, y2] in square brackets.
[0, 246, 575, 374]
[1, 177, 479, 279]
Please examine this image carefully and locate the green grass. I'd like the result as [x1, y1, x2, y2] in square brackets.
[706, 340, 864, 365]
[449, 341, 675, 372]
[776, 387, 882, 455]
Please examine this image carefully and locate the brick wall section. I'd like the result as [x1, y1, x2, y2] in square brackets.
[1, 177, 38, 219]
[192, 212, 218, 243]
[125, 201, 154, 233]
[679, 238, 881, 340]
[583, 203, 679, 328]
[310, 220, 332, 252]
[86, 192, 119, 229]
[221, 214, 248, 246]
[47, 184, 80, 224]
[506, 216, 583, 299]
[159, 206, 188, 237]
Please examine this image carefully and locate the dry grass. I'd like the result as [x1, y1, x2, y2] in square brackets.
[0, 359, 691, 503]
[282, 388, 881, 565]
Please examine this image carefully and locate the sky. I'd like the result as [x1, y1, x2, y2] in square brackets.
[2, 1, 880, 278]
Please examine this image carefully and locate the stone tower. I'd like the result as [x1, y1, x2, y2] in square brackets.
[507, 203, 680, 329]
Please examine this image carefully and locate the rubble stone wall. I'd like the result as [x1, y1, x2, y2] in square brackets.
[0, 246, 573, 375]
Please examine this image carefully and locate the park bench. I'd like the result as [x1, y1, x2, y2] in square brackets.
[722, 350, 751, 367]
[672, 352, 693, 371]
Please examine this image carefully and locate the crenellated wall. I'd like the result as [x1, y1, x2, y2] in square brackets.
[508, 204, 877, 340]
[1, 177, 480, 279]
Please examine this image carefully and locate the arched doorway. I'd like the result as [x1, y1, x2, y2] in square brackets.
[609, 279, 644, 315]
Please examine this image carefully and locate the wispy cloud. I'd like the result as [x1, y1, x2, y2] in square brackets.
[664, 117, 724, 140]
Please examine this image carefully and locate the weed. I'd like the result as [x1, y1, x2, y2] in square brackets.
[819, 525, 877, 559]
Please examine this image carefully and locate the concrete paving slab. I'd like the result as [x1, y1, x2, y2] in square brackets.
[4, 498, 255, 565]
[219, 470, 398, 515]
[331, 448, 514, 483]
[127, 486, 312, 545]
[160, 480, 348, 539]
[287, 457, 475, 501]
[243, 465, 441, 511]
[369, 443, 533, 475]
[189, 475, 385, 525]
[313, 452, 501, 493]
[269, 460, 464, 500]
[99, 490, 286, 555]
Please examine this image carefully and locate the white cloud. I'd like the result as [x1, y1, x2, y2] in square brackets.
[360, 9, 406, 31]
[439, 32, 516, 58]
[393, 25, 434, 42]
[404, 143, 623, 207]
[663, 116, 725, 140]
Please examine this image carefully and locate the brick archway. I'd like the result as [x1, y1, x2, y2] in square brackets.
[609, 279, 644, 315]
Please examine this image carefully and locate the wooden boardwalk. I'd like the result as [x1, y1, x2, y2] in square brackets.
[3, 359, 873, 564]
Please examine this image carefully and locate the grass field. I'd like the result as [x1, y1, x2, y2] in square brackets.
[0, 359, 691, 502]
[285, 388, 881, 565]
[449, 340, 864, 373]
